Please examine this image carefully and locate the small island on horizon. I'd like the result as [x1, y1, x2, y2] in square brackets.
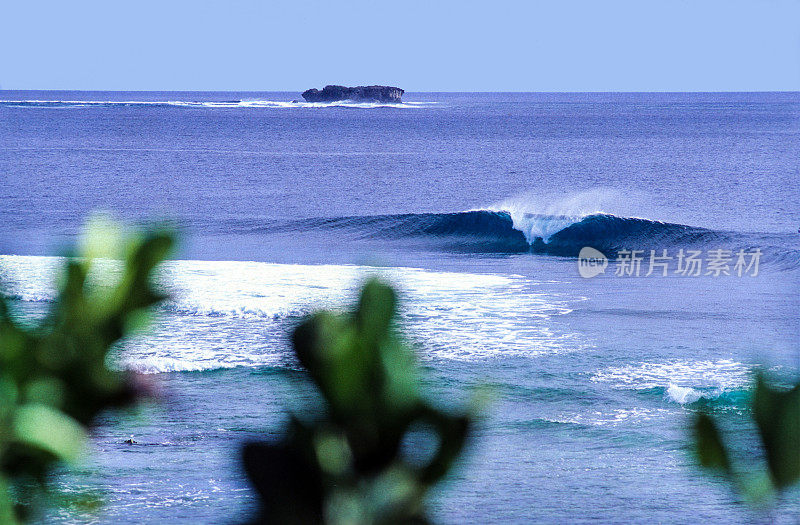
[301, 85, 404, 103]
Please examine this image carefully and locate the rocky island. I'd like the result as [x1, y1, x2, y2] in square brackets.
[301, 85, 404, 103]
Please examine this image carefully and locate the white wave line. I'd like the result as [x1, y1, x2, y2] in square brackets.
[0, 99, 437, 109]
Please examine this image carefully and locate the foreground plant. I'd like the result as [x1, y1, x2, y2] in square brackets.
[694, 372, 800, 506]
[0, 217, 174, 523]
[243, 279, 475, 524]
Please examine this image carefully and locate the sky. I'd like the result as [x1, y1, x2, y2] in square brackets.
[1, 0, 799, 92]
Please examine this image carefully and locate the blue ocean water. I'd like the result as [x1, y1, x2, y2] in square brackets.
[1, 91, 799, 523]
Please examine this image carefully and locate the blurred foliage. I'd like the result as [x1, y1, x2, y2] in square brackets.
[694, 372, 800, 506]
[0, 216, 174, 523]
[243, 278, 476, 525]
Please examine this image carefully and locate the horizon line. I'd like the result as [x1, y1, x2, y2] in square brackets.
[1, 88, 799, 94]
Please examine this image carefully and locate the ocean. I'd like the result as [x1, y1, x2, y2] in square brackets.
[1, 91, 799, 523]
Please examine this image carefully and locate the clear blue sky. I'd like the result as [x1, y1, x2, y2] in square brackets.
[2, 0, 799, 91]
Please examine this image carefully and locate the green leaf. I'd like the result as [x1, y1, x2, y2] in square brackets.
[355, 278, 396, 346]
[752, 373, 800, 489]
[0, 475, 19, 525]
[0, 220, 175, 521]
[694, 412, 731, 473]
[76, 213, 124, 262]
[248, 279, 473, 524]
[13, 404, 86, 463]
[23, 378, 65, 407]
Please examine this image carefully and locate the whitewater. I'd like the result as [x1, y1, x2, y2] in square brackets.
[0, 255, 579, 371]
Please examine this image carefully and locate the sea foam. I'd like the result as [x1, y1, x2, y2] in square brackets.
[0, 255, 582, 373]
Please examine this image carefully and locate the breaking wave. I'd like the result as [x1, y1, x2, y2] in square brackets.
[253, 210, 799, 266]
[591, 359, 756, 408]
[662, 383, 751, 407]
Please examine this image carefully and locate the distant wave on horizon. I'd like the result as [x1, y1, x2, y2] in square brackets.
[0, 99, 437, 109]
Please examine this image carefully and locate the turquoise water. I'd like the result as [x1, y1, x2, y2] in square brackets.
[1, 91, 799, 523]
